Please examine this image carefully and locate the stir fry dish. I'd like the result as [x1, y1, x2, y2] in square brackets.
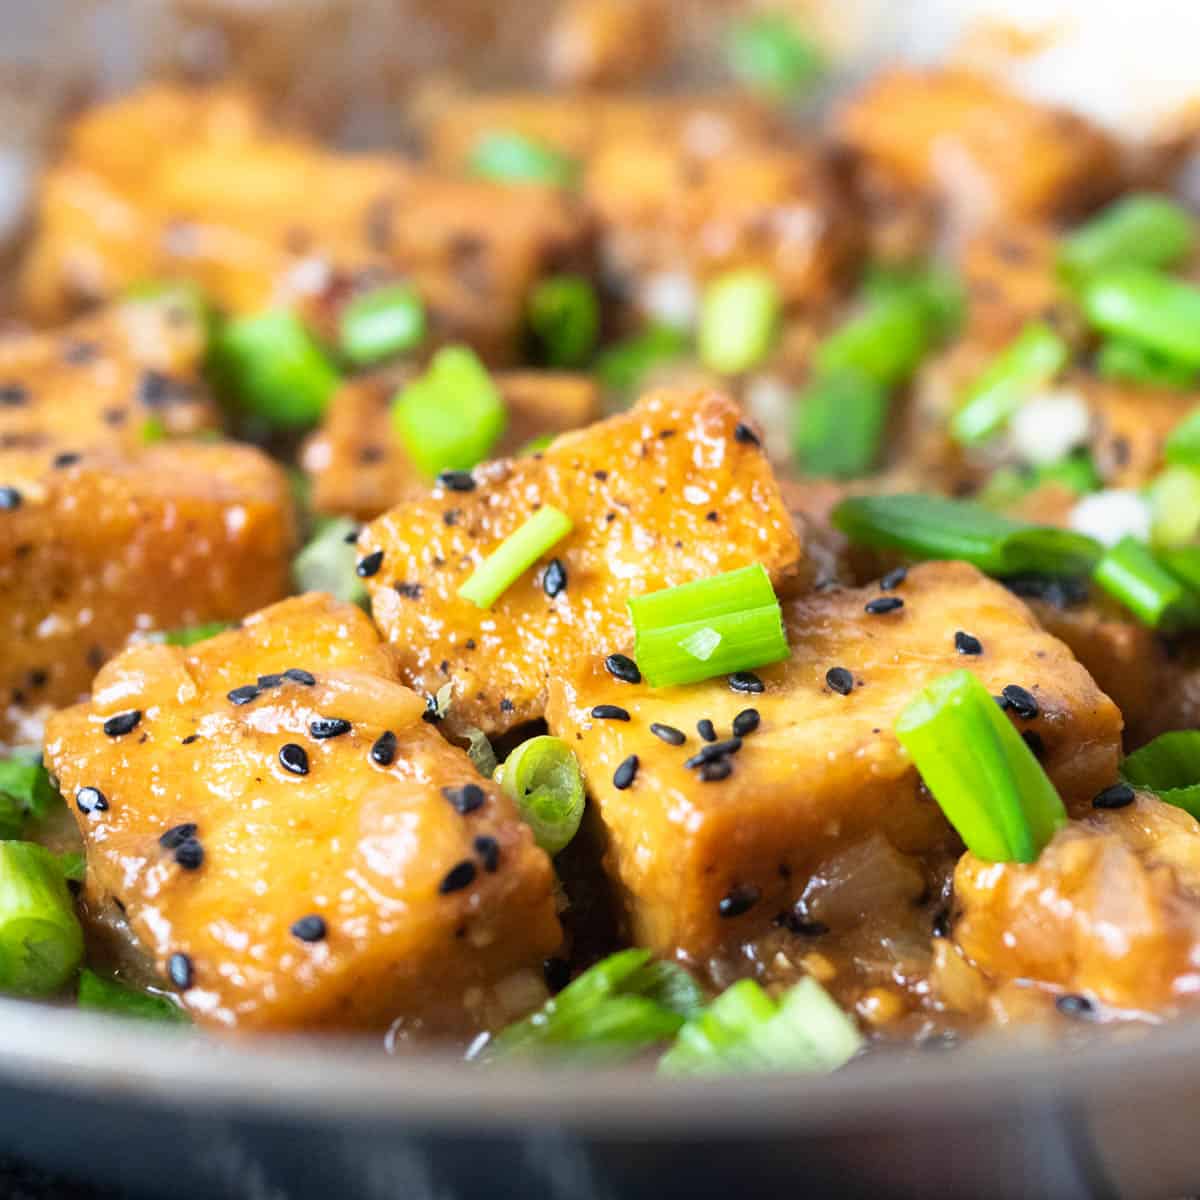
[7, 23, 1200, 1077]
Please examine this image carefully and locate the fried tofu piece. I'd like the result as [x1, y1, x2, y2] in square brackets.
[0, 443, 294, 748]
[21, 87, 592, 363]
[835, 69, 1122, 229]
[950, 794, 1200, 1014]
[544, 561, 1123, 963]
[1086, 375, 1197, 488]
[44, 594, 561, 1034]
[302, 369, 601, 522]
[544, 0, 669, 88]
[360, 388, 804, 736]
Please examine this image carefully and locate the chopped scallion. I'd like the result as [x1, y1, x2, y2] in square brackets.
[0, 842, 84, 996]
[292, 516, 368, 607]
[1165, 407, 1200, 469]
[1080, 267, 1200, 368]
[162, 621, 232, 647]
[595, 324, 690, 400]
[468, 132, 580, 188]
[1059, 194, 1195, 283]
[1149, 466, 1200, 548]
[792, 369, 889, 479]
[458, 505, 573, 609]
[517, 433, 555, 457]
[494, 735, 585, 856]
[1092, 535, 1200, 630]
[724, 12, 825, 101]
[527, 275, 599, 368]
[895, 669, 1067, 863]
[78, 969, 188, 1023]
[139, 416, 167, 446]
[1095, 339, 1198, 390]
[337, 283, 425, 368]
[697, 270, 781, 375]
[1120, 731, 1200, 820]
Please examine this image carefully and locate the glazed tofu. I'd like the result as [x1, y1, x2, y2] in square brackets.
[835, 69, 1122, 230]
[544, 562, 1123, 963]
[302, 370, 601, 522]
[0, 443, 294, 748]
[949, 794, 1200, 1014]
[44, 594, 561, 1034]
[21, 86, 592, 363]
[360, 388, 804, 736]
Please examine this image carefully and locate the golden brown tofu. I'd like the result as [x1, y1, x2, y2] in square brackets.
[360, 387, 804, 736]
[544, 0, 669, 88]
[302, 369, 601, 522]
[544, 561, 1123, 963]
[1087, 375, 1197, 489]
[950, 794, 1200, 1015]
[835, 68, 1122, 229]
[0, 443, 294, 748]
[21, 87, 592, 363]
[44, 594, 561, 1034]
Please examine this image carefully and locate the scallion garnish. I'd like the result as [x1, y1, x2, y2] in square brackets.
[724, 11, 825, 100]
[458, 505, 573, 609]
[832, 493, 1102, 577]
[1148, 466, 1200, 548]
[1095, 339, 1198, 390]
[1092, 535, 1200, 630]
[659, 976, 862, 1077]
[1165, 407, 1200, 468]
[0, 755, 62, 834]
[1080, 267, 1200, 368]
[0, 842, 84, 996]
[209, 310, 341, 430]
[78, 969, 189, 1023]
[58, 853, 84, 884]
[792, 369, 888, 479]
[162, 621, 233, 647]
[594, 324, 690, 400]
[1120, 731, 1200, 820]
[337, 283, 425, 368]
[950, 322, 1069, 446]
[697, 269, 781, 375]
[292, 516, 368, 607]
[895, 669, 1067, 863]
[1059, 194, 1195, 283]
[862, 264, 965, 343]
[468, 132, 580, 188]
[493, 735, 584, 856]
[391, 346, 507, 479]
[627, 563, 788, 688]
[139, 416, 167, 446]
[527, 275, 599, 368]
[516, 433, 555, 457]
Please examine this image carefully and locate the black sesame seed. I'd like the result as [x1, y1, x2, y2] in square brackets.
[437, 470, 477, 492]
[865, 596, 904, 615]
[718, 884, 760, 918]
[443, 783, 486, 814]
[291, 915, 327, 943]
[1021, 729, 1045, 759]
[439, 860, 477, 894]
[0, 487, 22, 511]
[309, 717, 352, 740]
[284, 668, 316, 686]
[781, 912, 829, 937]
[394, 582, 423, 599]
[699, 758, 734, 782]
[159, 823, 197, 850]
[1004, 575, 1089, 610]
[343, 528, 361, 544]
[474, 835, 501, 873]
[728, 672, 764, 694]
[102, 709, 142, 738]
[542, 558, 568, 598]
[880, 566, 908, 590]
[1055, 993, 1096, 1020]
[954, 631, 983, 656]
[697, 718, 717, 742]
[543, 955, 570, 993]
[227, 684, 259, 706]
[422, 695, 442, 724]
[1001, 684, 1040, 720]
[604, 654, 641, 685]
[733, 422, 761, 447]
[613, 755, 639, 789]
[256, 673, 284, 689]
[137, 369, 173, 407]
[167, 953, 194, 990]
[279, 743, 309, 775]
[173, 839, 204, 870]
[356, 550, 384, 578]
[591, 704, 630, 721]
[53, 452, 81, 469]
[370, 730, 397, 766]
[825, 667, 854, 695]
[684, 738, 743, 768]
[650, 722, 686, 746]
[1093, 782, 1135, 810]
[0, 384, 28, 407]
[75, 787, 108, 815]
[731, 708, 760, 737]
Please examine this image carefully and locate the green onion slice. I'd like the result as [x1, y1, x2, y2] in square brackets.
[292, 516, 368, 607]
[1121, 731, 1200, 820]
[1095, 339, 1198, 390]
[595, 324, 690, 400]
[628, 564, 788, 688]
[517, 433, 555, 457]
[951, 322, 1070, 446]
[458, 505, 573, 609]
[1149, 466, 1200, 548]
[0, 842, 84, 996]
[58, 853, 84, 884]
[793, 369, 889, 479]
[337, 283, 425, 368]
[895, 669, 1067, 863]
[209, 310, 341, 430]
[527, 275, 599, 368]
[139, 416, 167, 446]
[697, 269, 781, 375]
[391, 346, 507, 479]
[1060, 194, 1195, 283]
[1159, 545, 1200, 594]
[1080, 267, 1200, 368]
[494, 735, 585, 856]
[832, 493, 1102, 577]
[78, 969, 189, 1023]
[162, 621, 233, 647]
[1092, 535, 1200, 631]
[468, 132, 580, 188]
[724, 12, 825, 100]
[1165, 408, 1200, 469]
[0, 756, 61, 831]
[863, 264, 965, 344]
[659, 976, 862, 1077]
[479, 948, 705, 1064]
